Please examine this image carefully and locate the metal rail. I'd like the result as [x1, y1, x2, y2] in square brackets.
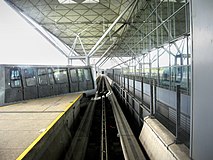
[64, 78, 102, 160]
[101, 80, 108, 160]
[104, 76, 146, 160]
[65, 76, 146, 160]
[64, 99, 96, 160]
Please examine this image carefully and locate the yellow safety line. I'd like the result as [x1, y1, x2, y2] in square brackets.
[16, 93, 83, 160]
[64, 93, 83, 112]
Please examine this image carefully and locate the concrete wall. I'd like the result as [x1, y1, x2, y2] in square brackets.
[191, 0, 213, 159]
[139, 117, 189, 160]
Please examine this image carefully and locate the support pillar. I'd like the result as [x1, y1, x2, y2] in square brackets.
[175, 85, 181, 144]
[86, 56, 90, 66]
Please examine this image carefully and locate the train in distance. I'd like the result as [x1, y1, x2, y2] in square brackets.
[0, 64, 96, 106]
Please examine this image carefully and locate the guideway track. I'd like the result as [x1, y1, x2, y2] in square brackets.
[64, 77, 102, 160]
[104, 76, 146, 160]
[66, 76, 146, 160]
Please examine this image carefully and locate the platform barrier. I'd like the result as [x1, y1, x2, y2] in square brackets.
[139, 116, 190, 160]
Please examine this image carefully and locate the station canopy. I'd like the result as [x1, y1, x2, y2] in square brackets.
[5, 0, 187, 65]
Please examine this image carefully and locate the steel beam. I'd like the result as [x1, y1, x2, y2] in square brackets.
[77, 35, 87, 55]
[98, 57, 111, 68]
[68, 56, 87, 59]
[89, 23, 126, 58]
[126, 0, 164, 44]
[117, 57, 129, 66]
[118, 2, 188, 60]
[95, 42, 116, 65]
[111, 57, 135, 69]
[88, 0, 137, 57]
[71, 36, 78, 53]
[148, 2, 184, 55]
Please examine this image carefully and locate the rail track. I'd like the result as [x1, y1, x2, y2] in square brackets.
[65, 76, 146, 160]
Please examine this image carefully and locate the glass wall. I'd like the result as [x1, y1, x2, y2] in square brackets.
[120, 36, 191, 95]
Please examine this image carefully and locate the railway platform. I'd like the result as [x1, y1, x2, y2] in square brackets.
[0, 93, 82, 160]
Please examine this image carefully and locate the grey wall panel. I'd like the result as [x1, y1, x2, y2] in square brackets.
[129, 86, 134, 93]
[70, 83, 78, 92]
[143, 83, 150, 95]
[24, 87, 38, 100]
[121, 77, 124, 86]
[135, 90, 141, 100]
[79, 81, 86, 91]
[133, 99, 140, 114]
[142, 107, 150, 118]
[129, 79, 133, 87]
[127, 93, 133, 105]
[135, 81, 141, 90]
[191, 0, 213, 159]
[181, 94, 190, 116]
[0, 67, 5, 105]
[58, 83, 69, 94]
[143, 94, 150, 106]
[181, 114, 190, 133]
[157, 87, 190, 116]
[38, 86, 52, 98]
[125, 78, 128, 86]
[157, 87, 176, 108]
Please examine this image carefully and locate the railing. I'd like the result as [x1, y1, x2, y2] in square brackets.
[114, 65, 191, 95]
[108, 72, 191, 147]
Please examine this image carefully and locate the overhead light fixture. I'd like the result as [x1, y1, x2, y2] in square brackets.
[58, 0, 99, 4]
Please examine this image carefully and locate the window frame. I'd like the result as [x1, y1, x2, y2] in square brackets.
[53, 68, 68, 84]
[10, 68, 22, 88]
[84, 68, 92, 81]
[48, 68, 55, 85]
[70, 69, 78, 83]
[77, 68, 85, 82]
[37, 68, 48, 86]
[24, 68, 37, 87]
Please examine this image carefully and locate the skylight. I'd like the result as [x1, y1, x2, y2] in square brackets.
[58, 0, 99, 4]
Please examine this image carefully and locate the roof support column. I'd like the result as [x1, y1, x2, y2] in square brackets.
[85, 55, 90, 66]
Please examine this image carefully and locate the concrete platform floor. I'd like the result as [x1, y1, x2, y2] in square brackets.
[0, 93, 82, 160]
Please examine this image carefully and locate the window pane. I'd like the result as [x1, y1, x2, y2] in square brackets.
[10, 68, 21, 88]
[11, 69, 20, 80]
[38, 68, 48, 85]
[11, 80, 21, 88]
[48, 68, 54, 84]
[24, 68, 35, 78]
[78, 69, 84, 82]
[38, 68, 46, 75]
[54, 69, 68, 84]
[25, 78, 36, 86]
[24, 69, 36, 86]
[84, 69, 92, 81]
[70, 69, 78, 82]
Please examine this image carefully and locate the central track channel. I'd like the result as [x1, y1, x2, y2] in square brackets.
[84, 76, 124, 160]
[65, 76, 146, 160]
